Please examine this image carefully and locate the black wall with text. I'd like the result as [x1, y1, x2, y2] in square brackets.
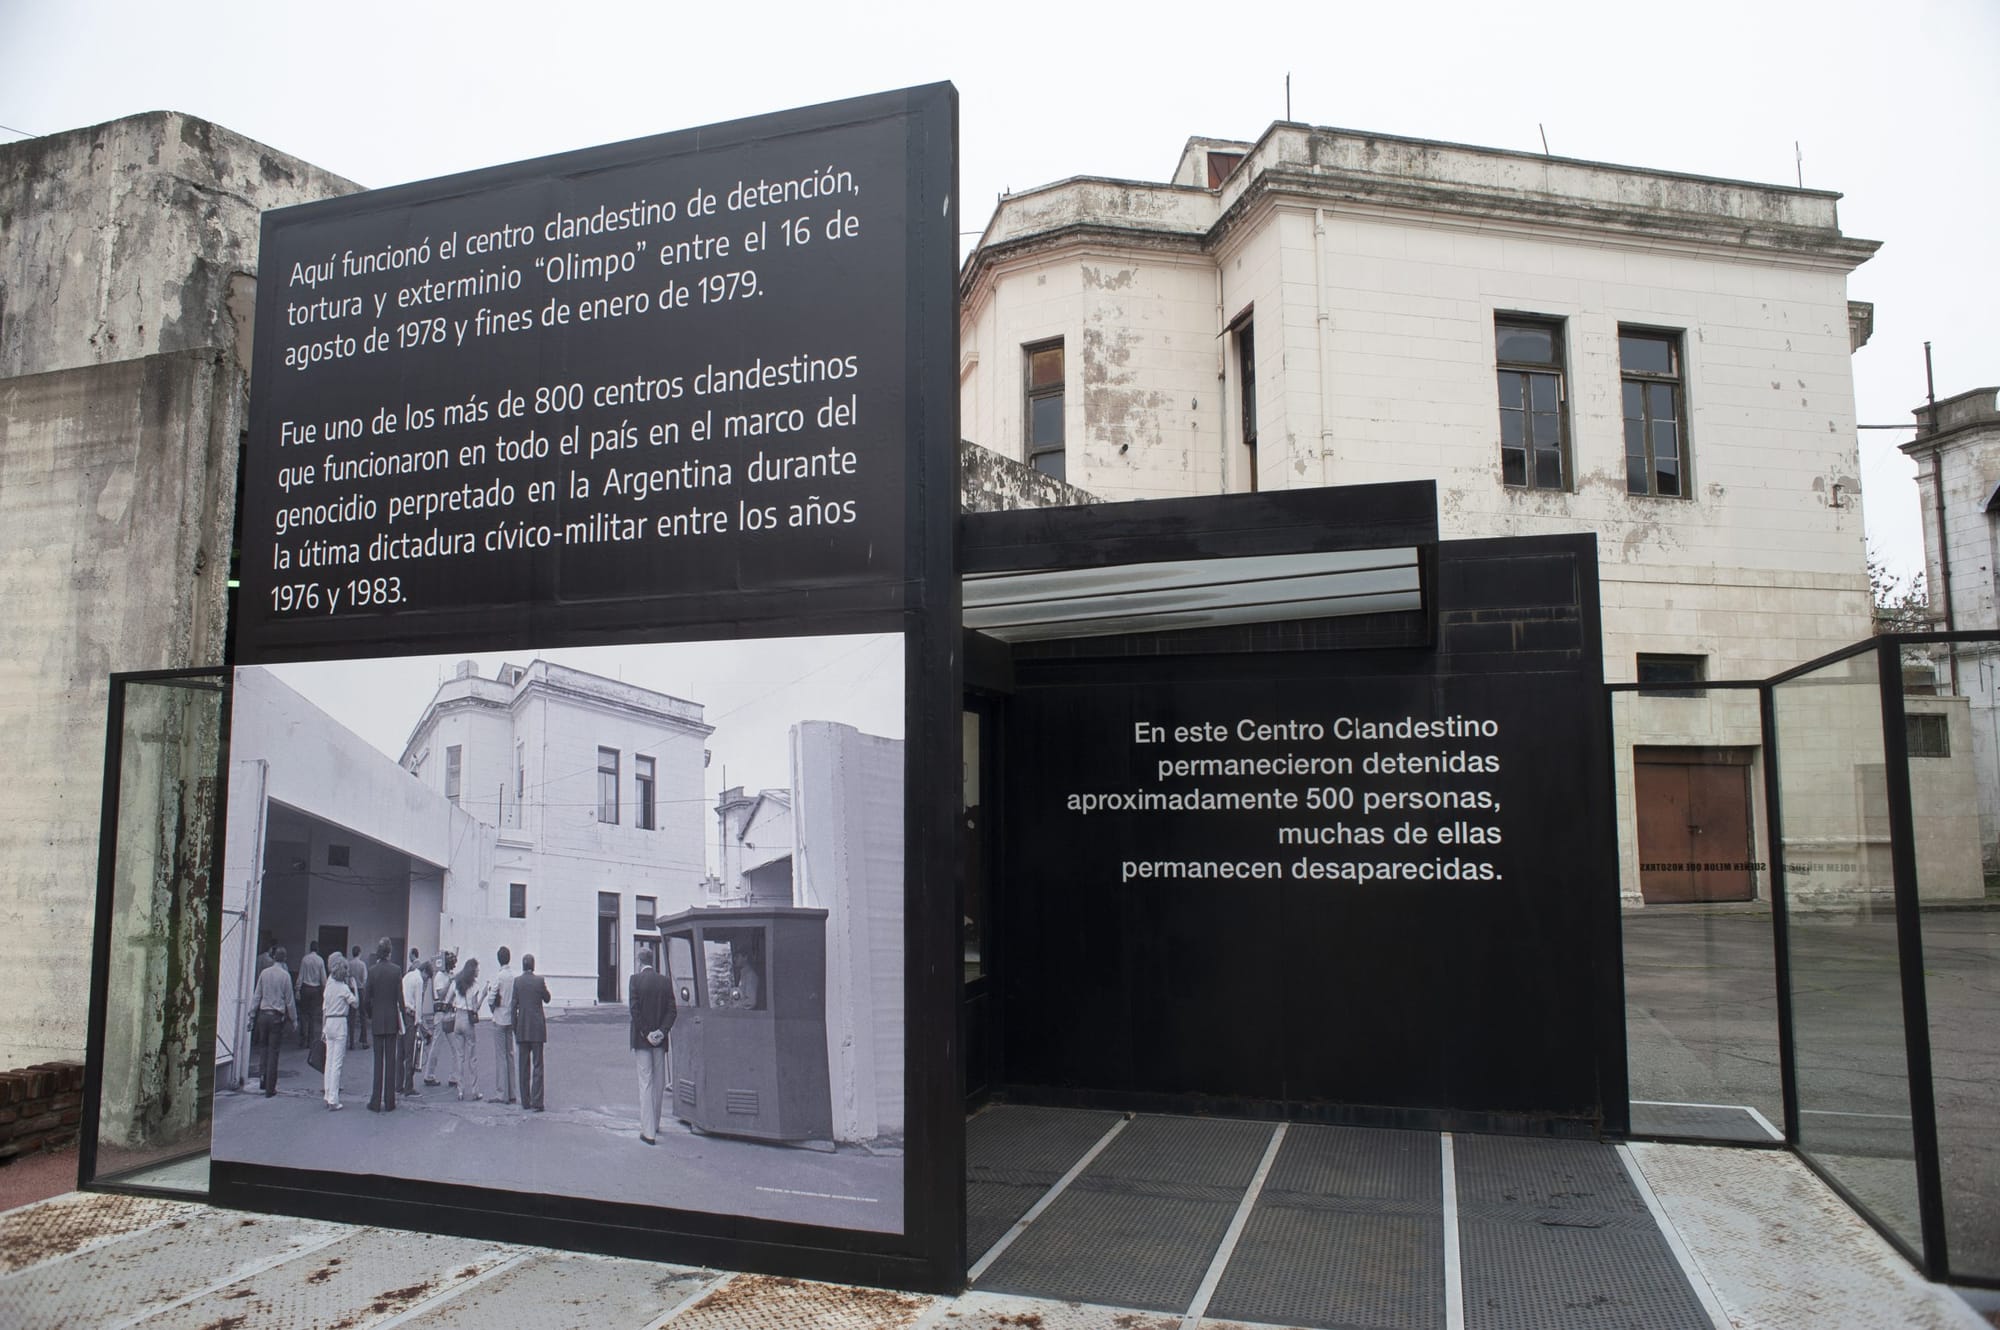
[994, 534, 1625, 1134]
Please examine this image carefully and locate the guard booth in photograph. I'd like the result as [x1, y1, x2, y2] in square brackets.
[658, 905, 833, 1143]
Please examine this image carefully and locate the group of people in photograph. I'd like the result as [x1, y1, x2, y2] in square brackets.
[249, 939, 552, 1112]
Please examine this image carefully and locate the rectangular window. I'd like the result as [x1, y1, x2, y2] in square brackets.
[326, 843, 350, 868]
[1236, 319, 1259, 493]
[636, 895, 657, 931]
[1637, 653, 1707, 698]
[1621, 328, 1688, 497]
[1907, 713, 1950, 758]
[635, 754, 656, 830]
[597, 747, 620, 824]
[445, 745, 462, 803]
[1024, 339, 1065, 482]
[509, 882, 527, 919]
[515, 741, 525, 799]
[1495, 316, 1569, 490]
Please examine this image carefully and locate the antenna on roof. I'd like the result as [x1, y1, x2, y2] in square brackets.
[1285, 73, 1291, 122]
[1538, 124, 1550, 156]
[1795, 141, 1803, 188]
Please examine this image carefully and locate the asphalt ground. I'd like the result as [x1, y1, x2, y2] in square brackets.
[207, 1004, 903, 1233]
[1623, 901, 1999, 1281]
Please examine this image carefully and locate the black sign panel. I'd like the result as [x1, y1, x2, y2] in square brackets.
[214, 86, 963, 1294]
[240, 89, 942, 661]
[996, 536, 1624, 1133]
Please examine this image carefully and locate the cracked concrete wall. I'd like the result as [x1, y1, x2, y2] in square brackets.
[0, 349, 244, 1071]
[0, 113, 356, 1074]
[0, 111, 358, 379]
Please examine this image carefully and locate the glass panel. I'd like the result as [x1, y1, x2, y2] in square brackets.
[1656, 457, 1682, 498]
[1628, 454, 1650, 494]
[1498, 373, 1523, 411]
[1030, 394, 1064, 449]
[1028, 344, 1063, 389]
[1528, 373, 1558, 413]
[1499, 407, 1524, 450]
[1651, 417, 1680, 465]
[1032, 448, 1065, 483]
[1620, 332, 1675, 375]
[1774, 649, 1922, 1253]
[1501, 445, 1526, 487]
[1623, 380, 1644, 425]
[90, 675, 224, 1193]
[665, 933, 700, 1007]
[702, 928, 766, 1010]
[1616, 688, 1785, 1144]
[1905, 680, 2000, 1279]
[1534, 444, 1562, 490]
[1496, 323, 1556, 365]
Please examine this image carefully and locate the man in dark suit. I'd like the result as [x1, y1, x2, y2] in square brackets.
[512, 954, 552, 1111]
[628, 959, 676, 1144]
[364, 939, 405, 1111]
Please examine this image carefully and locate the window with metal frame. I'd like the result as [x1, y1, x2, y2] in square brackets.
[1637, 652, 1707, 698]
[1236, 318, 1259, 492]
[635, 754, 656, 830]
[1906, 712, 1950, 758]
[509, 882, 527, 918]
[1495, 316, 1570, 490]
[1621, 328, 1689, 497]
[597, 746, 619, 823]
[445, 745, 462, 803]
[1024, 339, 1065, 481]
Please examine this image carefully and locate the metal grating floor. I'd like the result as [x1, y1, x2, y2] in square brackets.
[1454, 1135, 1714, 1330]
[964, 1110, 1729, 1330]
[964, 1104, 1122, 1259]
[1205, 1125, 1444, 1330]
[971, 1114, 1271, 1312]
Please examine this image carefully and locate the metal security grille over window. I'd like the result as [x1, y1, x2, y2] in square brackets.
[1622, 329, 1688, 497]
[1495, 317, 1569, 490]
[596, 746, 619, 823]
[1024, 339, 1065, 481]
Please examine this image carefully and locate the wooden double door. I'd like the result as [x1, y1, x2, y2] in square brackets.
[1634, 748, 1756, 904]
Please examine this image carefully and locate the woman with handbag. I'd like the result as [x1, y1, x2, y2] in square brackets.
[449, 957, 483, 1100]
[319, 953, 357, 1110]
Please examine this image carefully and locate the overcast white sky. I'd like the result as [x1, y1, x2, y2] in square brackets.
[5, 0, 1995, 584]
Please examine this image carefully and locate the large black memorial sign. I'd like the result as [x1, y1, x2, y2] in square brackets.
[240, 88, 948, 660]
[998, 536, 1625, 1133]
[215, 86, 961, 1292]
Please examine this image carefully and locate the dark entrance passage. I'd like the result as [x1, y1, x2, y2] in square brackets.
[965, 1104, 1715, 1327]
[597, 891, 620, 1003]
[1635, 747, 1755, 903]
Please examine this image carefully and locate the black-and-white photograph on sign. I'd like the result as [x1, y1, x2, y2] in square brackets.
[213, 635, 907, 1233]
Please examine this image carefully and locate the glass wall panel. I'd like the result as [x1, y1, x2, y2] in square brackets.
[1615, 687, 1784, 1143]
[1905, 659, 2000, 1280]
[87, 675, 222, 1194]
[1772, 649, 1920, 1253]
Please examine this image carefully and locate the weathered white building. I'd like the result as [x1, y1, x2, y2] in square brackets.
[1905, 386, 2000, 865]
[709, 723, 906, 1143]
[958, 122, 1885, 906]
[399, 659, 714, 1003]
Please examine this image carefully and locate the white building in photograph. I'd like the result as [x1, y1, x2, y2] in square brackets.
[958, 121, 1886, 906]
[711, 722, 906, 1143]
[399, 659, 715, 1004]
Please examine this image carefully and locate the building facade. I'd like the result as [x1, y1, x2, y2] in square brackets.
[958, 123, 1886, 905]
[398, 659, 714, 1004]
[1905, 386, 2000, 865]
